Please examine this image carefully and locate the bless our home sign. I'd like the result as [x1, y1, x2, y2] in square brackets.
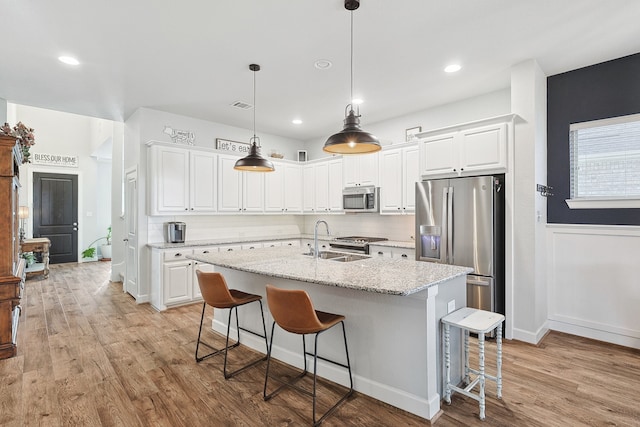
[32, 152, 79, 167]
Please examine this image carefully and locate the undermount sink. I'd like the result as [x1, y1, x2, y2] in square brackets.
[302, 251, 371, 262]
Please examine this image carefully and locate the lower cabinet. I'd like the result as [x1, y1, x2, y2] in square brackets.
[151, 241, 299, 311]
[369, 245, 415, 260]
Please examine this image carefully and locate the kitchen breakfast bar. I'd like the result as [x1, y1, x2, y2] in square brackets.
[188, 246, 471, 421]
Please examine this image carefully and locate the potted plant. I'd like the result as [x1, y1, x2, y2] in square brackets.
[82, 226, 112, 261]
[0, 122, 35, 163]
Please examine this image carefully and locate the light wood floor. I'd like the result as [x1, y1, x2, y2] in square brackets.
[1, 262, 639, 426]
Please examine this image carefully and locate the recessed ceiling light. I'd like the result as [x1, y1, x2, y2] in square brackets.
[314, 59, 332, 70]
[352, 98, 363, 105]
[292, 119, 303, 125]
[444, 64, 461, 73]
[58, 56, 80, 66]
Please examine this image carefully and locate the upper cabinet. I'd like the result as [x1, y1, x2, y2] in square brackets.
[303, 158, 343, 214]
[265, 162, 303, 214]
[218, 154, 264, 213]
[343, 153, 379, 187]
[148, 143, 217, 215]
[418, 115, 515, 179]
[379, 143, 419, 214]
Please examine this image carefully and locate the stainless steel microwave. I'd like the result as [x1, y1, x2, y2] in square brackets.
[342, 186, 379, 212]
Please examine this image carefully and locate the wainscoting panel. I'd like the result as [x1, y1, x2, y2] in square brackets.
[547, 224, 640, 349]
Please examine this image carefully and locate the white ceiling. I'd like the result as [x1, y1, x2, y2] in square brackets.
[2, 1, 640, 141]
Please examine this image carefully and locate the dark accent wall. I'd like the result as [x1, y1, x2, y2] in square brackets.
[547, 52, 640, 225]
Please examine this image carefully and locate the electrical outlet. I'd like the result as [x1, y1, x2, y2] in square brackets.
[447, 300, 455, 313]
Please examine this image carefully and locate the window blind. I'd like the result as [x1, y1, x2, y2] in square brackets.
[569, 114, 640, 199]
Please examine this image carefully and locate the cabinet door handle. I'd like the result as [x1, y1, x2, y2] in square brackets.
[401, 254, 408, 258]
[378, 251, 384, 255]
[203, 250, 209, 254]
[227, 248, 233, 251]
[175, 253, 182, 257]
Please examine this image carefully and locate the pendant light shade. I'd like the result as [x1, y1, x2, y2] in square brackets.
[234, 64, 275, 172]
[323, 0, 380, 155]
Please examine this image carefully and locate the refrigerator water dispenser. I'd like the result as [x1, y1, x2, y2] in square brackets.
[419, 225, 441, 259]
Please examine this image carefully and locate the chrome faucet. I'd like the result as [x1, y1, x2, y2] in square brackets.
[314, 220, 330, 259]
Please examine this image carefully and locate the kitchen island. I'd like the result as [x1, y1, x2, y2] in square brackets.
[189, 246, 471, 421]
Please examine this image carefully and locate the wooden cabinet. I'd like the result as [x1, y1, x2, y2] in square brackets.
[379, 143, 419, 214]
[419, 115, 514, 179]
[343, 153, 378, 187]
[147, 143, 217, 215]
[21, 238, 50, 279]
[0, 136, 25, 360]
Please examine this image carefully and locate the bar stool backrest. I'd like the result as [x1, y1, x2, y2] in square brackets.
[265, 284, 323, 334]
[196, 270, 235, 308]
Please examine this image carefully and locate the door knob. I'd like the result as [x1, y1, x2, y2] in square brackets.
[73, 222, 78, 226]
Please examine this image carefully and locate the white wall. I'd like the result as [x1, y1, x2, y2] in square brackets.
[136, 108, 304, 160]
[510, 60, 548, 343]
[0, 98, 6, 123]
[10, 104, 113, 262]
[302, 214, 415, 242]
[546, 225, 640, 348]
[303, 89, 511, 160]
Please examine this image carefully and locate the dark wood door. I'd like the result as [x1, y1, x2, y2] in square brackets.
[33, 173, 78, 264]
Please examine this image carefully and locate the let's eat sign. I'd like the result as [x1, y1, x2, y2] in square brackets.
[31, 152, 79, 167]
[216, 138, 251, 154]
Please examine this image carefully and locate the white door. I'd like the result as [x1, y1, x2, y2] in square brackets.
[124, 169, 138, 297]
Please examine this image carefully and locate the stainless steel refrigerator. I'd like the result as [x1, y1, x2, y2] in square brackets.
[415, 175, 505, 314]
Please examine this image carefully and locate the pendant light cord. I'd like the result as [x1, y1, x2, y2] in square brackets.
[350, 10, 354, 108]
[253, 68, 257, 141]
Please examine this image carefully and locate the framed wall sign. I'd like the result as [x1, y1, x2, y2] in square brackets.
[406, 126, 422, 142]
[31, 152, 79, 167]
[215, 138, 251, 154]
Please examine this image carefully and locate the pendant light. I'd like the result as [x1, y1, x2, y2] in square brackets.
[234, 64, 275, 172]
[323, 0, 381, 155]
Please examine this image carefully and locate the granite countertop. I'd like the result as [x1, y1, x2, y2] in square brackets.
[188, 246, 471, 296]
[147, 234, 415, 250]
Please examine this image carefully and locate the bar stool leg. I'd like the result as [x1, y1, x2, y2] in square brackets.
[444, 323, 451, 404]
[464, 329, 470, 385]
[497, 322, 503, 399]
[478, 332, 486, 421]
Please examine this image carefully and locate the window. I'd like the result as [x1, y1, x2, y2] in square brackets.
[567, 113, 640, 209]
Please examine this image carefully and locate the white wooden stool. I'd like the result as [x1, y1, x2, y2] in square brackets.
[441, 307, 505, 420]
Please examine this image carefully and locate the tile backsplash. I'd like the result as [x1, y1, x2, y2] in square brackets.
[147, 213, 415, 244]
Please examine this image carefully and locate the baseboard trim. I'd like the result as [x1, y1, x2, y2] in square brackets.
[548, 319, 640, 349]
[512, 322, 549, 345]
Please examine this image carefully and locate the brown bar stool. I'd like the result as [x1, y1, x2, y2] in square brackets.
[263, 284, 353, 426]
[195, 270, 268, 379]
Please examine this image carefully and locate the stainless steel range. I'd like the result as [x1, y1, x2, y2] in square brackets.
[330, 236, 388, 254]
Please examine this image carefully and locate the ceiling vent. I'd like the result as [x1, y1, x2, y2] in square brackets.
[230, 100, 253, 110]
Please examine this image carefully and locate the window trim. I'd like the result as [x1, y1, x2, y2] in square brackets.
[566, 113, 640, 209]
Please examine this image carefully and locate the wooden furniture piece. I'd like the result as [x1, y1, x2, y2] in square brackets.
[442, 307, 505, 420]
[194, 271, 268, 378]
[21, 237, 51, 279]
[263, 284, 353, 426]
[0, 136, 26, 360]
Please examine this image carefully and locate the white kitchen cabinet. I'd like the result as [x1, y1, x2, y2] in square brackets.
[147, 143, 217, 215]
[369, 245, 415, 260]
[303, 158, 343, 214]
[218, 154, 264, 213]
[161, 249, 195, 307]
[419, 115, 514, 179]
[343, 153, 378, 187]
[379, 143, 419, 214]
[241, 242, 263, 250]
[265, 162, 303, 213]
[192, 247, 218, 300]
